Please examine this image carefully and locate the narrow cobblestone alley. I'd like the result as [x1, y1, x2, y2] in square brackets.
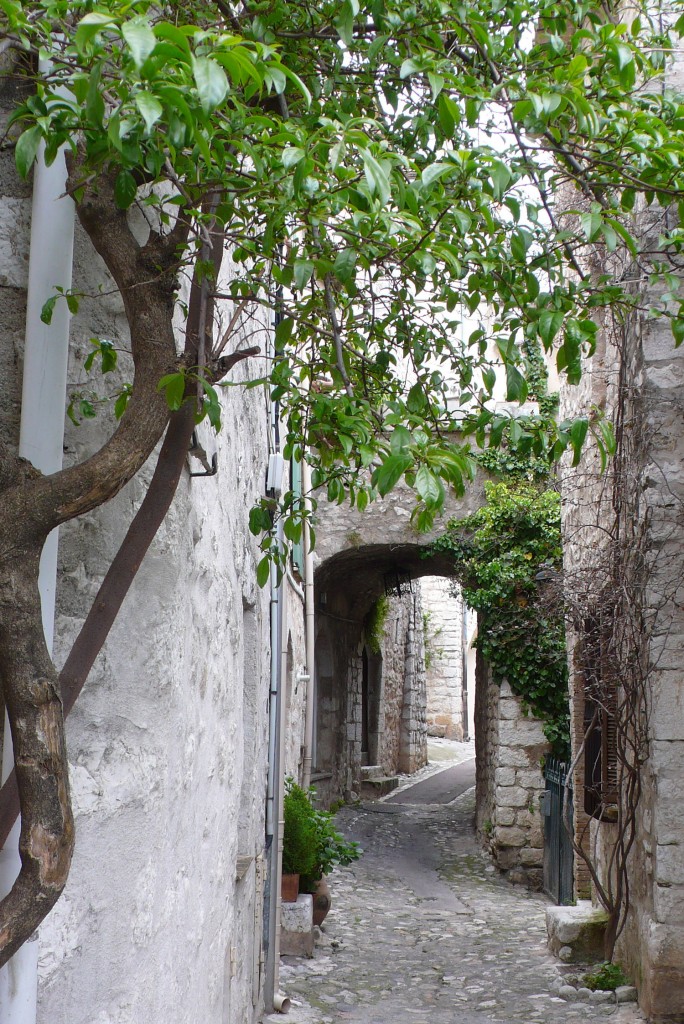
[265, 772, 645, 1024]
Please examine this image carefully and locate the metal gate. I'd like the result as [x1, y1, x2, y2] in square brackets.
[543, 757, 574, 905]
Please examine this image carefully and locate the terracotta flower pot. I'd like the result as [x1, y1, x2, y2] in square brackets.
[312, 876, 331, 926]
[281, 873, 300, 902]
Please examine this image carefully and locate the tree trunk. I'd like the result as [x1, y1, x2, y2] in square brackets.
[0, 160, 184, 966]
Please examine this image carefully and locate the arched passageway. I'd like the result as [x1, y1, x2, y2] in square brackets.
[311, 534, 550, 890]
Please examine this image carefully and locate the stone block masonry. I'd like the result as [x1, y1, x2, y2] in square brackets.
[477, 667, 547, 887]
[421, 576, 466, 741]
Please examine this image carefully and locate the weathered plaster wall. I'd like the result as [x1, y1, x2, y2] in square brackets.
[0, 126, 284, 1021]
[421, 576, 465, 740]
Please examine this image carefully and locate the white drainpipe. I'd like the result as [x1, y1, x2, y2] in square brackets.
[301, 460, 315, 791]
[0, 126, 75, 1023]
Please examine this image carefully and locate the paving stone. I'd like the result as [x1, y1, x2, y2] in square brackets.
[264, 784, 645, 1024]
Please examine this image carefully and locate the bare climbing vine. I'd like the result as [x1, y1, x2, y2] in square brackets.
[560, 311, 673, 961]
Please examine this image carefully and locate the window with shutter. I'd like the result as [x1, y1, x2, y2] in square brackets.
[581, 609, 619, 821]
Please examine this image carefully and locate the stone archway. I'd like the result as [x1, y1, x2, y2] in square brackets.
[310, 483, 550, 888]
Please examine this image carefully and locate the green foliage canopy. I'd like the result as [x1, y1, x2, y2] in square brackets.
[4, 0, 684, 538]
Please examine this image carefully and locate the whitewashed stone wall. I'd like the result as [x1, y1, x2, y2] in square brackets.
[0, 131, 301, 1022]
[421, 576, 465, 740]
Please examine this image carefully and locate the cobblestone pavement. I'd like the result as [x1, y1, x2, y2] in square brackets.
[264, 784, 645, 1024]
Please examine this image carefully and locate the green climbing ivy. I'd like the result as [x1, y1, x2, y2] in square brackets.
[430, 482, 569, 756]
[364, 596, 390, 656]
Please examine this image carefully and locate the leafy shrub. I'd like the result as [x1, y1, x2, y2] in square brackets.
[282, 780, 318, 878]
[583, 961, 629, 991]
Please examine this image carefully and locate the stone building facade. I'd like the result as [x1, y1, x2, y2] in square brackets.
[560, 291, 684, 1019]
[558, 111, 684, 1022]
[0, 111, 309, 1023]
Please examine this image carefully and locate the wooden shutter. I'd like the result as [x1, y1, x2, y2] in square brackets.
[581, 610, 618, 820]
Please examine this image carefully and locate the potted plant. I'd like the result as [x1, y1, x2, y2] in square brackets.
[282, 780, 318, 901]
[294, 786, 360, 925]
[282, 780, 361, 923]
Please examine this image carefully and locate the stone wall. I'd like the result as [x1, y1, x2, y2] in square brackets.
[421, 576, 465, 740]
[382, 589, 427, 775]
[312, 585, 428, 804]
[476, 659, 547, 888]
[0, 118, 305, 1022]
[558, 81, 684, 1017]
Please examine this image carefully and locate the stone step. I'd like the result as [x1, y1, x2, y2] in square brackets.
[359, 776, 400, 799]
[360, 765, 385, 781]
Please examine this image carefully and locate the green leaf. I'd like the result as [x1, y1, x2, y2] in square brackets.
[421, 162, 452, 189]
[580, 211, 603, 241]
[672, 317, 684, 348]
[505, 363, 528, 403]
[510, 229, 529, 263]
[192, 56, 229, 114]
[122, 20, 156, 68]
[275, 316, 295, 351]
[40, 295, 57, 325]
[415, 465, 441, 505]
[293, 260, 314, 291]
[361, 149, 391, 205]
[334, 1, 354, 46]
[114, 169, 138, 209]
[281, 66, 312, 107]
[437, 94, 460, 137]
[15, 126, 42, 179]
[135, 91, 163, 133]
[407, 382, 426, 413]
[85, 64, 105, 127]
[372, 454, 412, 496]
[157, 372, 186, 410]
[399, 58, 420, 79]
[390, 424, 411, 454]
[75, 12, 115, 54]
[427, 72, 444, 102]
[282, 147, 305, 169]
[490, 160, 511, 201]
[99, 340, 117, 372]
[114, 386, 131, 419]
[153, 22, 192, 57]
[538, 310, 564, 349]
[264, 67, 287, 95]
[568, 418, 589, 466]
[257, 555, 271, 588]
[333, 249, 356, 285]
